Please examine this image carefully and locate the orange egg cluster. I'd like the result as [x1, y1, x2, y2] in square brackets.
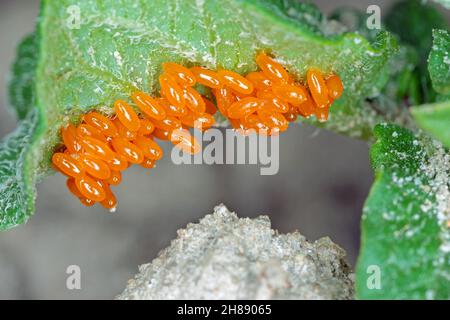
[52, 53, 343, 210]
[213, 53, 343, 134]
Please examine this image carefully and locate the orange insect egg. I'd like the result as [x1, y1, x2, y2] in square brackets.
[102, 194, 117, 210]
[228, 118, 244, 131]
[307, 68, 329, 108]
[137, 119, 155, 136]
[236, 118, 256, 135]
[152, 128, 171, 141]
[180, 111, 215, 130]
[232, 123, 253, 136]
[134, 137, 164, 160]
[131, 91, 166, 121]
[52, 153, 84, 178]
[272, 83, 307, 107]
[170, 128, 201, 155]
[194, 112, 216, 128]
[232, 119, 260, 136]
[190, 67, 223, 88]
[66, 178, 95, 206]
[257, 109, 289, 132]
[191, 112, 215, 130]
[79, 136, 116, 162]
[326, 74, 344, 99]
[246, 71, 272, 91]
[114, 100, 141, 132]
[163, 62, 196, 87]
[113, 119, 137, 140]
[158, 97, 188, 117]
[285, 105, 299, 122]
[81, 154, 111, 180]
[203, 98, 217, 115]
[296, 90, 316, 118]
[315, 105, 330, 123]
[242, 113, 261, 130]
[75, 175, 106, 202]
[212, 87, 235, 117]
[101, 191, 117, 210]
[256, 53, 290, 83]
[80, 198, 96, 206]
[105, 170, 122, 186]
[153, 116, 182, 132]
[76, 124, 108, 142]
[61, 124, 82, 154]
[183, 86, 206, 113]
[66, 178, 84, 198]
[227, 97, 262, 119]
[218, 70, 254, 95]
[107, 153, 128, 171]
[284, 112, 298, 122]
[257, 90, 289, 113]
[141, 158, 156, 169]
[159, 73, 186, 109]
[233, 90, 253, 101]
[97, 180, 117, 210]
[83, 112, 118, 137]
[111, 137, 144, 164]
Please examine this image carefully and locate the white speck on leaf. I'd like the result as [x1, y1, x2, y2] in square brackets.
[113, 51, 123, 67]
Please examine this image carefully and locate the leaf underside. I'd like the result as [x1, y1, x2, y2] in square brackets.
[35, 0, 396, 163]
[2, 0, 449, 300]
[0, 111, 40, 230]
[0, 28, 43, 230]
[0, 0, 398, 230]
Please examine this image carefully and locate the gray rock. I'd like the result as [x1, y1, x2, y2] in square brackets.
[117, 204, 354, 300]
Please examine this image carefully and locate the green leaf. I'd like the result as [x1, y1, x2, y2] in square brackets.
[356, 123, 450, 299]
[428, 29, 450, 95]
[412, 101, 450, 149]
[329, 6, 426, 121]
[247, 0, 325, 35]
[372, 43, 421, 108]
[431, 0, 450, 9]
[1, 0, 397, 230]
[411, 30, 450, 149]
[35, 0, 397, 152]
[0, 111, 42, 230]
[0, 29, 44, 230]
[385, 0, 447, 65]
[8, 32, 39, 120]
[385, 0, 448, 104]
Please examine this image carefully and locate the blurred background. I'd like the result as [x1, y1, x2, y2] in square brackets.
[0, 0, 445, 299]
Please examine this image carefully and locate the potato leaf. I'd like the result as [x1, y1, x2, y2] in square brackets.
[0, 0, 397, 230]
[428, 29, 450, 95]
[412, 101, 450, 149]
[0, 30, 45, 230]
[356, 123, 450, 299]
[8, 32, 39, 120]
[0, 111, 42, 230]
[412, 29, 450, 148]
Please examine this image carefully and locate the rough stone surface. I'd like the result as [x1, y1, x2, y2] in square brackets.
[117, 204, 354, 300]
